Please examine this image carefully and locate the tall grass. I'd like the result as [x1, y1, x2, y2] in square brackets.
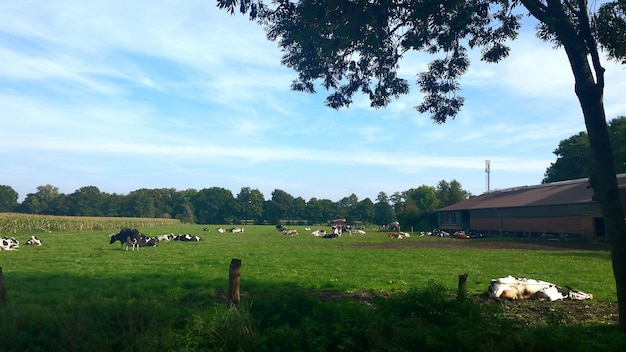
[0, 223, 621, 351]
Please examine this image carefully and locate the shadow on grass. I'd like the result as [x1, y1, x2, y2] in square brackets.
[1, 272, 624, 352]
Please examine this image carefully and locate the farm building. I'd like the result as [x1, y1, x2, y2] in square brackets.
[437, 174, 626, 238]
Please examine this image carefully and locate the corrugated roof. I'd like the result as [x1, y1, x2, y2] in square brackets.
[439, 174, 626, 211]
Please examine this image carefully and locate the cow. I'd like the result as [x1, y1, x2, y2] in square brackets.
[311, 230, 327, 236]
[1, 237, 19, 250]
[136, 235, 158, 247]
[25, 236, 42, 246]
[352, 230, 366, 235]
[283, 229, 298, 236]
[217, 228, 226, 233]
[322, 233, 339, 239]
[156, 233, 174, 242]
[174, 234, 202, 242]
[109, 228, 141, 251]
[276, 224, 286, 232]
[388, 233, 404, 239]
[229, 228, 245, 233]
[488, 275, 593, 301]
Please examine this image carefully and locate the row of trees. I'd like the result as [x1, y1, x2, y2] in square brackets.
[0, 180, 469, 228]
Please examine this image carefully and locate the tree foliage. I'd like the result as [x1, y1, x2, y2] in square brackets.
[543, 116, 626, 183]
[0, 185, 19, 212]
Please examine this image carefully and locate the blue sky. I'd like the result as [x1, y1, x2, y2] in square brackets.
[2, 1, 626, 203]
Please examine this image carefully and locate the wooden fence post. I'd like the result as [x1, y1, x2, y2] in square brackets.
[228, 259, 242, 305]
[457, 273, 468, 300]
[0, 267, 7, 305]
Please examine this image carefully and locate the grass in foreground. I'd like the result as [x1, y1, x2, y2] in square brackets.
[0, 224, 621, 351]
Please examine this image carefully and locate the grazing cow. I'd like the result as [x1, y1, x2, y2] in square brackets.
[109, 228, 141, 251]
[488, 275, 593, 301]
[25, 236, 42, 246]
[1, 237, 20, 250]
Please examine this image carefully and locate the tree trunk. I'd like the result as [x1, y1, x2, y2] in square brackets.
[562, 40, 626, 330]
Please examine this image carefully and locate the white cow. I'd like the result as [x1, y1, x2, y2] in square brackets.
[489, 275, 593, 301]
[352, 230, 366, 235]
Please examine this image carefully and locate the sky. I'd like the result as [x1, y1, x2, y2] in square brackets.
[2, 1, 626, 203]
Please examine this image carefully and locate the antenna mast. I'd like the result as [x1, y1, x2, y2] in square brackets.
[485, 160, 491, 192]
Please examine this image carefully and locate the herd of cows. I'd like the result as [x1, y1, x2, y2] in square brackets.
[2, 226, 595, 301]
[108, 228, 202, 250]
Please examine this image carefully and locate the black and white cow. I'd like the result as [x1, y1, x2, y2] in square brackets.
[109, 228, 141, 251]
[25, 236, 42, 246]
[136, 235, 158, 247]
[488, 275, 593, 301]
[1, 236, 19, 250]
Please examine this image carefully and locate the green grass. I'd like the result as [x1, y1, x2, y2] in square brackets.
[0, 224, 622, 351]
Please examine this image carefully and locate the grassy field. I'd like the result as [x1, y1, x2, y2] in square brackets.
[0, 223, 623, 351]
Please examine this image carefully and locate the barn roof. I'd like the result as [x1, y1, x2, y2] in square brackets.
[439, 173, 626, 211]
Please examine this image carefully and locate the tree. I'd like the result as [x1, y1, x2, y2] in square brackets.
[543, 132, 591, 183]
[374, 192, 394, 226]
[0, 185, 19, 212]
[218, 0, 626, 328]
[543, 116, 626, 183]
[192, 187, 236, 224]
[354, 197, 375, 224]
[66, 186, 107, 216]
[236, 187, 265, 223]
[264, 189, 295, 224]
[437, 180, 470, 207]
[18, 184, 60, 214]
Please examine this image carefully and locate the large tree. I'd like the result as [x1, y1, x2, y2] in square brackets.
[0, 185, 19, 212]
[218, 0, 626, 329]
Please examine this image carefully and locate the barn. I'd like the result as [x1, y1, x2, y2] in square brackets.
[437, 174, 626, 239]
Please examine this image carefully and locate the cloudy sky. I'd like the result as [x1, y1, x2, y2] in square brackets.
[2, 1, 625, 203]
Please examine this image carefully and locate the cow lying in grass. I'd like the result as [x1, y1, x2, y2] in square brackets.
[1, 237, 19, 250]
[489, 275, 593, 301]
[26, 236, 42, 246]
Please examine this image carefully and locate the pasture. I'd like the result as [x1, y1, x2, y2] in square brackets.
[0, 224, 623, 351]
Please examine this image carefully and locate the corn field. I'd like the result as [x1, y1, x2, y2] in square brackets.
[0, 213, 180, 234]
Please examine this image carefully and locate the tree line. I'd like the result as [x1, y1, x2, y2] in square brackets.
[0, 180, 469, 228]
